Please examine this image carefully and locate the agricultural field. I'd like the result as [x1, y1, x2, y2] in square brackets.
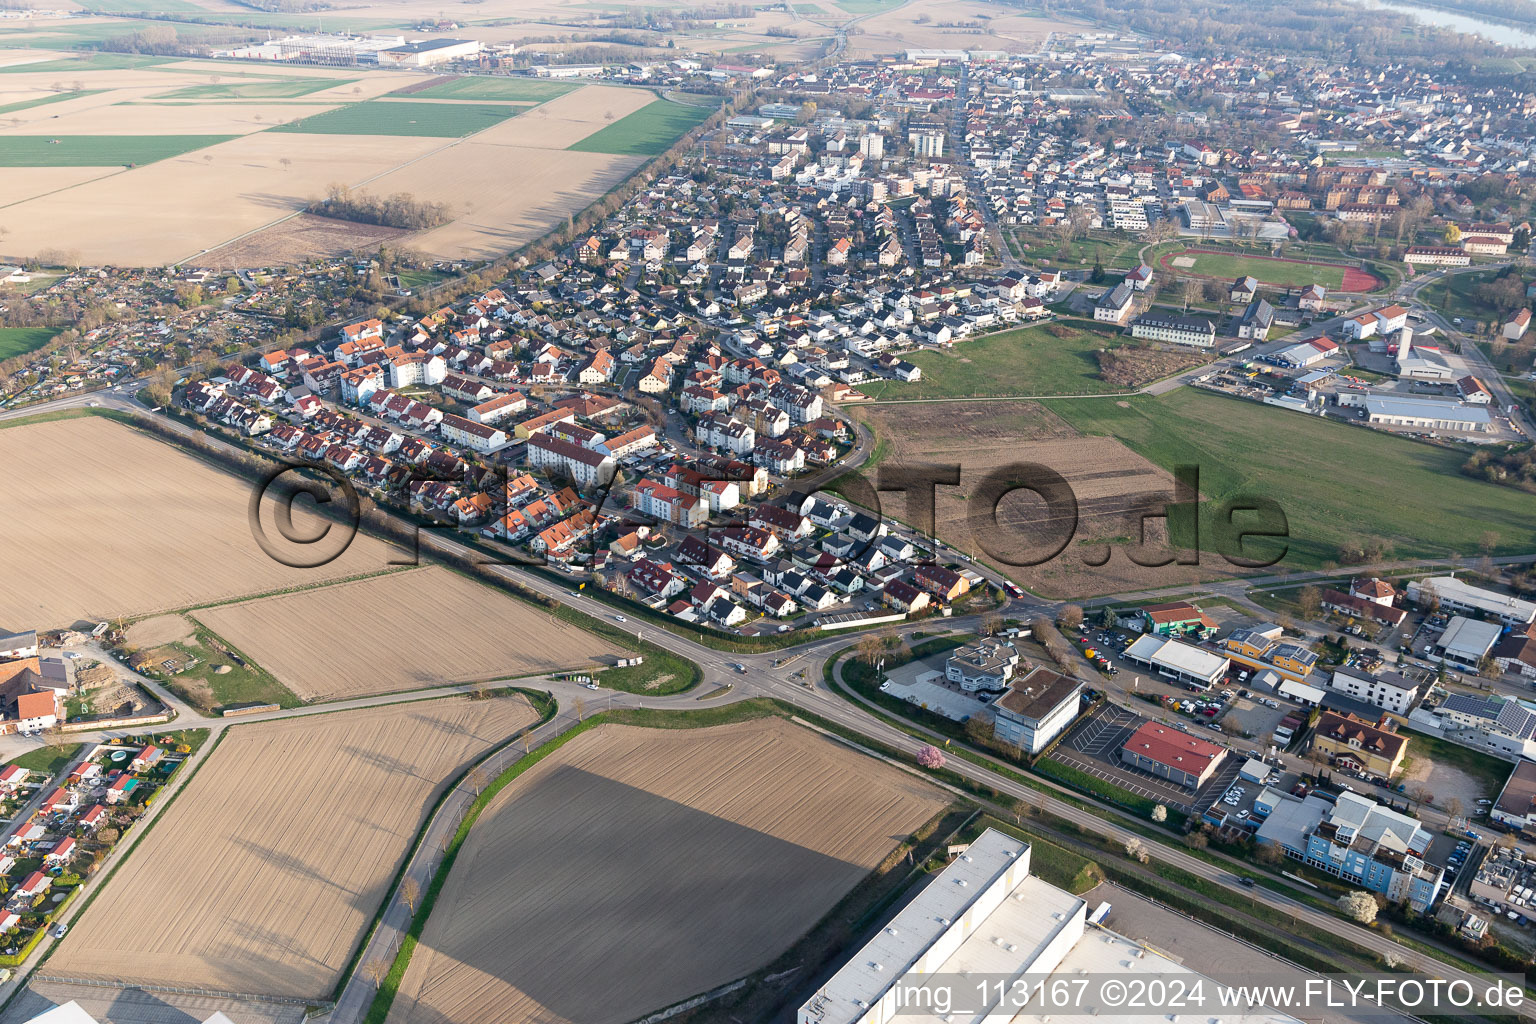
[0, 326, 57, 360]
[1044, 388, 1536, 570]
[48, 696, 541, 999]
[0, 413, 401, 628]
[383, 717, 949, 1024]
[193, 566, 625, 702]
[0, 60, 661, 264]
[844, 0, 1079, 56]
[391, 76, 576, 102]
[268, 99, 523, 137]
[1158, 248, 1383, 292]
[566, 97, 716, 157]
[857, 321, 1133, 400]
[850, 400, 1248, 598]
[0, 134, 235, 166]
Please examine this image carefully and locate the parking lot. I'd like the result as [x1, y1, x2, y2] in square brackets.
[1053, 702, 1234, 813]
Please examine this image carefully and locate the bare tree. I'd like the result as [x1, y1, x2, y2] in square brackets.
[467, 766, 488, 795]
[363, 959, 389, 989]
[400, 876, 422, 913]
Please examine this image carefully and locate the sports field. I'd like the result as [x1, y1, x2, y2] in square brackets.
[49, 696, 541, 999]
[268, 99, 521, 137]
[393, 76, 577, 102]
[858, 321, 1131, 400]
[0, 327, 57, 360]
[0, 134, 236, 167]
[1159, 248, 1383, 292]
[151, 77, 351, 100]
[1044, 388, 1536, 568]
[567, 98, 715, 156]
[383, 717, 948, 1024]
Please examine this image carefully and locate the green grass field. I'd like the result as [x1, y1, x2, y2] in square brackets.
[1013, 228, 1143, 270]
[1431, 267, 1531, 324]
[74, 0, 204, 11]
[1178, 251, 1348, 289]
[858, 321, 1129, 400]
[391, 77, 577, 102]
[0, 89, 105, 116]
[566, 98, 715, 156]
[0, 134, 236, 167]
[0, 53, 173, 74]
[0, 328, 58, 360]
[151, 77, 350, 100]
[1043, 389, 1536, 569]
[268, 99, 519, 137]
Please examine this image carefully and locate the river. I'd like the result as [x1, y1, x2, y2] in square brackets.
[1348, 0, 1536, 48]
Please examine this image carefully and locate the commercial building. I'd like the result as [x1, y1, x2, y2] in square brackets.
[1310, 711, 1408, 778]
[1122, 633, 1229, 688]
[1432, 615, 1503, 670]
[1119, 721, 1227, 789]
[1490, 759, 1536, 832]
[990, 666, 1083, 755]
[1426, 692, 1536, 762]
[1129, 312, 1216, 348]
[1407, 577, 1536, 626]
[1255, 790, 1444, 911]
[797, 828, 1301, 1024]
[1362, 396, 1491, 432]
[1327, 666, 1419, 714]
[944, 637, 1020, 692]
[1140, 601, 1217, 637]
[377, 38, 480, 66]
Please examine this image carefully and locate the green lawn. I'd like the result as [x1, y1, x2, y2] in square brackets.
[1013, 228, 1143, 270]
[4, 744, 84, 776]
[0, 327, 59, 360]
[268, 100, 520, 137]
[0, 54, 173, 74]
[0, 134, 236, 167]
[392, 77, 577, 102]
[1180, 250, 1349, 290]
[834, 0, 901, 13]
[0, 89, 105, 116]
[566, 98, 715, 157]
[1430, 267, 1531, 325]
[152, 77, 349, 101]
[857, 321, 1129, 400]
[1043, 389, 1536, 569]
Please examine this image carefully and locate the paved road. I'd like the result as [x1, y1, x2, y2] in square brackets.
[9, 378, 1536, 1021]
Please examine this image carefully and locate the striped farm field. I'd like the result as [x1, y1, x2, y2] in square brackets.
[48, 695, 541, 999]
[383, 718, 949, 1024]
[1159, 248, 1383, 292]
[193, 566, 624, 702]
[391, 76, 577, 102]
[566, 98, 716, 156]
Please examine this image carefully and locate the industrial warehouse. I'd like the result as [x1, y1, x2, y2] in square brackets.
[797, 829, 1299, 1024]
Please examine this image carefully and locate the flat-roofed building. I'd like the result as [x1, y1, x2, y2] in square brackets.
[1432, 615, 1502, 670]
[1122, 633, 1229, 688]
[797, 828, 1301, 1024]
[1407, 577, 1536, 626]
[944, 637, 1020, 692]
